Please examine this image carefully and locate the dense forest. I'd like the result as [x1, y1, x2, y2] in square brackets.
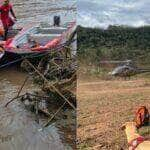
[77, 25, 150, 65]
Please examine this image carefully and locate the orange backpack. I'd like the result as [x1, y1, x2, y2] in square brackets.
[134, 106, 149, 128]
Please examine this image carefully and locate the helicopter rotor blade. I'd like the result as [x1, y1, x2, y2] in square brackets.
[99, 60, 132, 64]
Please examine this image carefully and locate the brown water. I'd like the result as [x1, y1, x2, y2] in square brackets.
[0, 67, 69, 149]
[0, 1, 76, 149]
[12, 0, 76, 27]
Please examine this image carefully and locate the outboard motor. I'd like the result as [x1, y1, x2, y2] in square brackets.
[53, 16, 60, 26]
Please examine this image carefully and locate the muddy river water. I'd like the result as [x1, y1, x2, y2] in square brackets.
[12, 0, 76, 27]
[0, 0, 76, 150]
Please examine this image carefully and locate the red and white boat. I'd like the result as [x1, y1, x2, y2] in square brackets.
[2, 21, 76, 55]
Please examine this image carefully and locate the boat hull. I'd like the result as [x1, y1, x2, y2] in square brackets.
[4, 22, 76, 55]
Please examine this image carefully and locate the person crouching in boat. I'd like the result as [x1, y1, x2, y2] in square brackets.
[0, 0, 17, 40]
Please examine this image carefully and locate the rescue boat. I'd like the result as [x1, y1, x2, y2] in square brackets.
[3, 21, 76, 55]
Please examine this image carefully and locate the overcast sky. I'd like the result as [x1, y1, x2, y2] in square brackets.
[78, 0, 150, 28]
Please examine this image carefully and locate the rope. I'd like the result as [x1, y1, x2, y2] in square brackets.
[0, 58, 23, 69]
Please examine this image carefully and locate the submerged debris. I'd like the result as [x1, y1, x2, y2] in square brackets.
[20, 46, 77, 124]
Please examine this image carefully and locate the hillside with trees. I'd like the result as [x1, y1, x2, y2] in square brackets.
[77, 25, 150, 65]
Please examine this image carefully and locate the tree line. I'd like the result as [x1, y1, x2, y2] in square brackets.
[77, 25, 150, 65]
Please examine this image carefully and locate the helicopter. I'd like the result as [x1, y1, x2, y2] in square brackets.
[100, 60, 150, 79]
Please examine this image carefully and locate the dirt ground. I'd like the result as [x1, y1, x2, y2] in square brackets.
[77, 75, 150, 150]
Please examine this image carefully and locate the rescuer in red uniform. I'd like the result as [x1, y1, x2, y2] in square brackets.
[0, 0, 17, 40]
